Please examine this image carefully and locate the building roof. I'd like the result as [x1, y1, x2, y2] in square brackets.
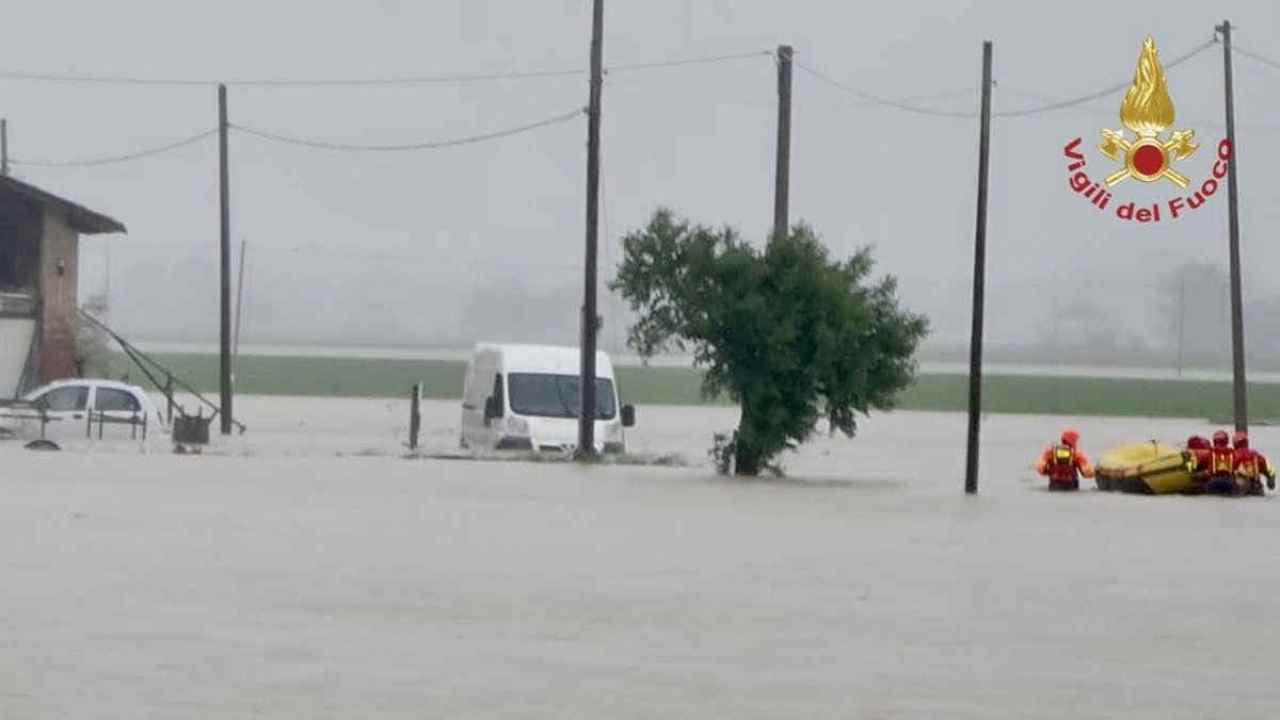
[0, 175, 126, 235]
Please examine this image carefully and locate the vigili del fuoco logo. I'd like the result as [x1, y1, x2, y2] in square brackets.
[1063, 36, 1231, 223]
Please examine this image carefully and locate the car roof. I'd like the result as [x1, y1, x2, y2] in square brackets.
[474, 343, 615, 376]
[33, 378, 148, 394]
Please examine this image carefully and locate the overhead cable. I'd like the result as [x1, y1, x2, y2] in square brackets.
[606, 49, 773, 74]
[0, 50, 771, 88]
[993, 38, 1216, 117]
[11, 128, 218, 167]
[796, 62, 978, 118]
[1232, 45, 1280, 73]
[798, 38, 1217, 120]
[230, 107, 584, 152]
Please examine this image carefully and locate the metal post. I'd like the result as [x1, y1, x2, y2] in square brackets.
[218, 84, 233, 436]
[964, 41, 993, 495]
[577, 0, 604, 460]
[1, 118, 8, 176]
[773, 45, 793, 242]
[409, 383, 421, 451]
[1217, 20, 1248, 433]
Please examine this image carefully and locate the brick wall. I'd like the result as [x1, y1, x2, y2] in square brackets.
[38, 211, 80, 383]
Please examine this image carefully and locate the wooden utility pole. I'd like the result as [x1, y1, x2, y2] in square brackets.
[1, 118, 8, 176]
[1217, 20, 1248, 433]
[218, 84, 233, 435]
[773, 45, 793, 242]
[577, 0, 604, 459]
[964, 41, 993, 495]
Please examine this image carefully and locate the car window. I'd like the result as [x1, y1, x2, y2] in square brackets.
[36, 386, 89, 412]
[95, 388, 141, 413]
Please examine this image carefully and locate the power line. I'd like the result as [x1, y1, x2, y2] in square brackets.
[0, 50, 772, 88]
[0, 70, 213, 88]
[230, 68, 582, 88]
[1232, 44, 1280, 73]
[0, 66, 576, 88]
[230, 107, 584, 152]
[1000, 85, 1280, 132]
[993, 38, 1216, 118]
[10, 128, 218, 167]
[606, 49, 773, 75]
[798, 38, 1218, 120]
[796, 62, 978, 118]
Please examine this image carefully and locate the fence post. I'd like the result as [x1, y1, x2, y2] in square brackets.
[409, 382, 422, 451]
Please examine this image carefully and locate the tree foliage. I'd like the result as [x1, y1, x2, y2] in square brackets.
[611, 209, 929, 475]
[75, 294, 113, 378]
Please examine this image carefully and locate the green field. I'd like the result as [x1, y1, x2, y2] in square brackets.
[110, 352, 1280, 421]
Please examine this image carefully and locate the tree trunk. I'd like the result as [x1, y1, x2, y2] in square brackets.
[733, 404, 763, 476]
[734, 444, 762, 476]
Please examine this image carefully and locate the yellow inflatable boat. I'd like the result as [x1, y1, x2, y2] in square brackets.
[1095, 441, 1196, 495]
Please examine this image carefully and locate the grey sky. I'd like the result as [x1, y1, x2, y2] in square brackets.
[3, 0, 1278, 353]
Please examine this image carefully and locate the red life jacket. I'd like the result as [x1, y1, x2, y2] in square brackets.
[1235, 449, 1260, 478]
[1211, 447, 1235, 475]
[1048, 445, 1077, 482]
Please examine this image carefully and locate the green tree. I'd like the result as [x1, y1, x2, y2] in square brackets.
[75, 293, 113, 378]
[611, 209, 928, 475]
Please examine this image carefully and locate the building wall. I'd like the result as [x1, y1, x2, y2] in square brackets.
[0, 318, 36, 398]
[38, 211, 80, 384]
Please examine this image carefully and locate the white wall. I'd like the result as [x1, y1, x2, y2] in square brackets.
[0, 318, 36, 398]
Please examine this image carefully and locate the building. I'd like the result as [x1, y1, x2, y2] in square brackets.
[0, 175, 125, 398]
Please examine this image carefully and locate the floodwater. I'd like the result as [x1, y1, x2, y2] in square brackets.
[3, 398, 1278, 718]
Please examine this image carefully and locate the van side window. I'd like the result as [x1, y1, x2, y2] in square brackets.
[491, 374, 504, 417]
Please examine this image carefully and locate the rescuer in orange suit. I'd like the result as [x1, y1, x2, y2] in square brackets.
[1035, 429, 1095, 491]
[1205, 430, 1238, 496]
[1232, 431, 1275, 497]
[1184, 435, 1212, 493]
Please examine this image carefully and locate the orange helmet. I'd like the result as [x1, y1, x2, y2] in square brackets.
[1233, 431, 1249, 449]
[1187, 435, 1209, 450]
[1212, 430, 1230, 448]
[1061, 429, 1080, 448]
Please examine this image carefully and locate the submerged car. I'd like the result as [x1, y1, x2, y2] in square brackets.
[459, 343, 635, 454]
[0, 378, 165, 446]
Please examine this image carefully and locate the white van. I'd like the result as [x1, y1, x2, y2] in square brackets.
[460, 343, 635, 454]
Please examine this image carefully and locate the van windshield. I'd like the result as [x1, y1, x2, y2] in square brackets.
[508, 373, 617, 420]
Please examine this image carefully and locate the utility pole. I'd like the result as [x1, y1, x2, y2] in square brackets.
[964, 41, 993, 495]
[773, 45, 793, 242]
[1217, 20, 1248, 433]
[1, 118, 8, 176]
[577, 0, 604, 460]
[218, 84, 233, 435]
